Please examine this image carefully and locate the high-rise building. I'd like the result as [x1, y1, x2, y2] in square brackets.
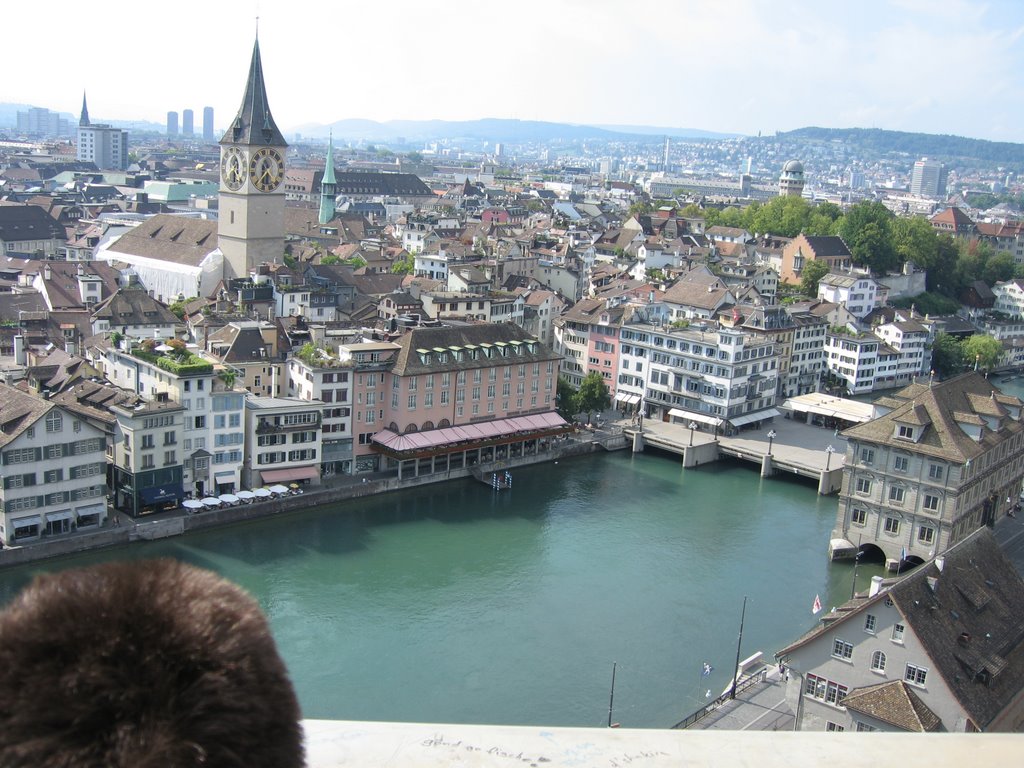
[203, 106, 214, 141]
[182, 109, 194, 137]
[910, 157, 947, 197]
[167, 111, 179, 136]
[16, 107, 70, 137]
[217, 37, 288, 280]
[76, 92, 129, 171]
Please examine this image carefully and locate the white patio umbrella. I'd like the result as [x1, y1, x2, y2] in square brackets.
[236, 490, 256, 502]
[219, 494, 240, 506]
[201, 497, 222, 508]
[253, 488, 272, 498]
[183, 499, 204, 511]
[268, 484, 289, 495]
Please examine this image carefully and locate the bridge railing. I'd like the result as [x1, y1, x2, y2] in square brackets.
[671, 668, 768, 730]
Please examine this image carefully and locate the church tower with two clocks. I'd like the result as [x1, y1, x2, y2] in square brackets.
[218, 36, 288, 280]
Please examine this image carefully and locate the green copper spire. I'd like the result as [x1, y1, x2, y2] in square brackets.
[222, 36, 287, 148]
[318, 133, 337, 225]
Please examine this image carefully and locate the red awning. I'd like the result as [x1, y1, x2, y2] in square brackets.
[259, 465, 320, 484]
[372, 411, 569, 453]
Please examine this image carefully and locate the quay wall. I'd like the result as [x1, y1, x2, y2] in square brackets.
[0, 439, 607, 571]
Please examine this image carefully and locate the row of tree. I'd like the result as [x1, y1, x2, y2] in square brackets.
[930, 333, 1003, 378]
[674, 197, 1021, 297]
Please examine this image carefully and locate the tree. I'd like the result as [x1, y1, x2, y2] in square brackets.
[391, 253, 415, 275]
[320, 254, 341, 265]
[836, 201, 897, 274]
[962, 334, 1002, 373]
[168, 297, 197, 320]
[982, 252, 1015, 285]
[555, 376, 576, 421]
[929, 333, 964, 378]
[574, 371, 611, 422]
[800, 260, 830, 297]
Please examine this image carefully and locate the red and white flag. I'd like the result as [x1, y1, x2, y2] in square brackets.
[812, 594, 822, 614]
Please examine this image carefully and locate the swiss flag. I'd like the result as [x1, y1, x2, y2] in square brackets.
[812, 594, 822, 614]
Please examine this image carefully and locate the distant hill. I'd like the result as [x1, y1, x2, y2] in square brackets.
[290, 118, 673, 143]
[592, 124, 739, 140]
[777, 127, 1024, 166]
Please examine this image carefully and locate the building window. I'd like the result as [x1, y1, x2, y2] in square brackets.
[891, 623, 905, 643]
[860, 448, 874, 464]
[893, 455, 908, 473]
[888, 486, 905, 504]
[928, 463, 943, 480]
[805, 674, 848, 707]
[45, 411, 62, 433]
[897, 425, 914, 440]
[904, 664, 928, 687]
[864, 614, 876, 633]
[871, 650, 886, 672]
[832, 638, 853, 660]
[884, 516, 900, 535]
[855, 478, 872, 495]
[918, 526, 935, 544]
[825, 722, 845, 732]
[922, 494, 939, 512]
[851, 508, 867, 526]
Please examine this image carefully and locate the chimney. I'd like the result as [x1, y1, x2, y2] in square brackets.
[44, 264, 52, 282]
[935, 556, 945, 572]
[868, 575, 884, 597]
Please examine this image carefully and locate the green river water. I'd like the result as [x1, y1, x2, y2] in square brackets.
[0, 450, 883, 728]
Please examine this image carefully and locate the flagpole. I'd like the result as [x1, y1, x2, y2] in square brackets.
[607, 662, 618, 728]
[730, 596, 747, 700]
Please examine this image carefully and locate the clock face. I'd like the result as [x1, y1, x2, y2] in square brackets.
[249, 147, 285, 192]
[221, 147, 245, 191]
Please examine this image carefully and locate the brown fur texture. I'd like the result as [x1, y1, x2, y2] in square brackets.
[0, 559, 305, 767]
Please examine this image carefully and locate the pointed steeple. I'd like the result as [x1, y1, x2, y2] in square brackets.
[221, 37, 287, 147]
[79, 92, 90, 126]
[318, 133, 337, 225]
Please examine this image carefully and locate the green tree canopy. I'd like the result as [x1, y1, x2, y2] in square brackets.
[573, 372, 611, 420]
[961, 334, 1002, 372]
[391, 253, 415, 275]
[929, 333, 965, 378]
[800, 260, 830, 297]
[835, 201, 898, 274]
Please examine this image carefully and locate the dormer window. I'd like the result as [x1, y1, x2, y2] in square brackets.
[896, 425, 915, 440]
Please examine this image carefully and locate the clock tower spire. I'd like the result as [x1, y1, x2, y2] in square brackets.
[218, 36, 289, 280]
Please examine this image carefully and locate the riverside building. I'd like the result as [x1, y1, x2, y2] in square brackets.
[830, 373, 1024, 569]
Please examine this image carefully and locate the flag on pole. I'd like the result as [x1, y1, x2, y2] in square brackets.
[702, 662, 713, 677]
[812, 594, 822, 614]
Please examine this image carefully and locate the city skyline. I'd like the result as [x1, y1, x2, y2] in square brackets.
[6, 0, 1024, 144]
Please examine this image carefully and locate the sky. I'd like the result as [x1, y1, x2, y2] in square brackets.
[7, 0, 1024, 143]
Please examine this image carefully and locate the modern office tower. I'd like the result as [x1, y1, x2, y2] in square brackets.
[16, 107, 69, 137]
[77, 92, 128, 171]
[203, 106, 214, 141]
[182, 109, 194, 136]
[910, 158, 948, 197]
[167, 111, 179, 136]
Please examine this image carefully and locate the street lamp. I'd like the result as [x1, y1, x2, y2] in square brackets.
[688, 421, 697, 446]
[767, 429, 777, 456]
[825, 444, 835, 471]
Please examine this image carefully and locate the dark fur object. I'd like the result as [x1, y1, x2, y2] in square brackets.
[0, 559, 305, 767]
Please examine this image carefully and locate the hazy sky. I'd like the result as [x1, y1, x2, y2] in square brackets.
[8, 0, 1024, 142]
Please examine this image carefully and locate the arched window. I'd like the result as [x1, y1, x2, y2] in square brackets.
[871, 650, 886, 673]
[438, 418, 451, 428]
[404, 423, 418, 434]
[422, 420, 435, 431]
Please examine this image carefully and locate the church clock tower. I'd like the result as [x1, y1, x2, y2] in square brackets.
[218, 37, 288, 280]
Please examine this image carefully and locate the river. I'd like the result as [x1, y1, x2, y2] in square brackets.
[0, 450, 882, 728]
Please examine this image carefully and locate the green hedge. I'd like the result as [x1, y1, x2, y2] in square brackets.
[132, 348, 213, 375]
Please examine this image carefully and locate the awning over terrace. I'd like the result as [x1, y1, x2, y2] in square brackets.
[373, 412, 570, 455]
